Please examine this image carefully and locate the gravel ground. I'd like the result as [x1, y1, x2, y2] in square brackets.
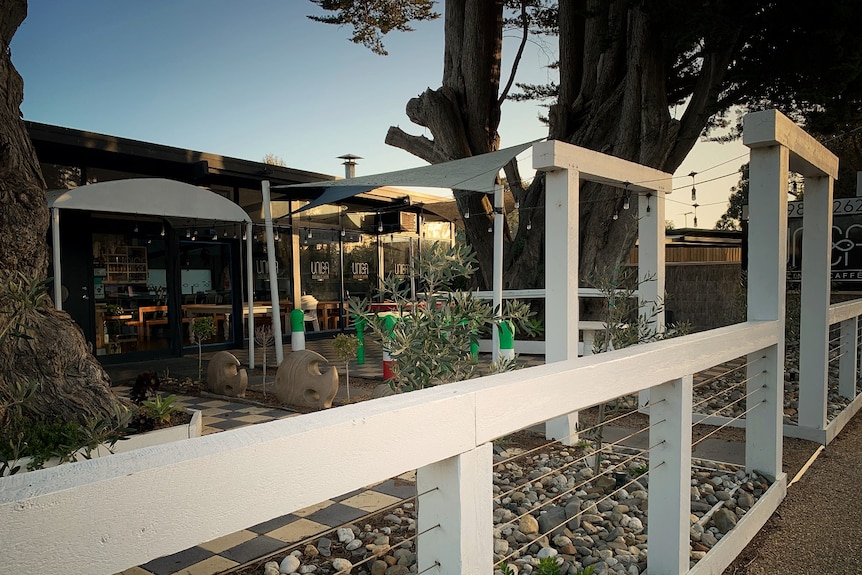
[723, 412, 862, 574]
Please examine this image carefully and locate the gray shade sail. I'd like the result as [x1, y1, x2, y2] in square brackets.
[46, 178, 252, 222]
[276, 141, 539, 214]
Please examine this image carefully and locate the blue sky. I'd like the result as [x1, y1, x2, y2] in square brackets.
[11, 1, 745, 227]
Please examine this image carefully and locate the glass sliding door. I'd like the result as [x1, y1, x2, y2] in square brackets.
[179, 240, 234, 346]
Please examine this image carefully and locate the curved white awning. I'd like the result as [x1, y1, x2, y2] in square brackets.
[46, 178, 251, 222]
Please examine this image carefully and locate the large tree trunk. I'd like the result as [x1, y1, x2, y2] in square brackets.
[1, 0, 128, 423]
[387, 0, 741, 290]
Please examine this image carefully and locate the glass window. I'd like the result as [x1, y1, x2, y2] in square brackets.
[92, 232, 167, 355]
[382, 235, 416, 298]
[343, 232, 378, 301]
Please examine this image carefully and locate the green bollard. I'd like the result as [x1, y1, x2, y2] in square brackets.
[498, 320, 515, 359]
[290, 308, 305, 351]
[355, 318, 365, 365]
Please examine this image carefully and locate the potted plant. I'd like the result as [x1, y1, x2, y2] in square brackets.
[332, 333, 360, 400]
[190, 316, 216, 382]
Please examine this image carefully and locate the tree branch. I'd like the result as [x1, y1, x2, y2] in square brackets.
[384, 127, 448, 165]
[498, 0, 529, 106]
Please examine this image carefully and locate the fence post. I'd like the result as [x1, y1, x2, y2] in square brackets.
[839, 317, 858, 399]
[416, 444, 493, 575]
[637, 185, 668, 410]
[534, 142, 581, 444]
[743, 133, 788, 477]
[798, 174, 833, 431]
[648, 375, 692, 575]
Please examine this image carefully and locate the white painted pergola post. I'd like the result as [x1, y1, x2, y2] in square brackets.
[246, 222, 256, 368]
[637, 189, 666, 409]
[798, 174, 833, 430]
[51, 207, 63, 311]
[416, 444, 493, 575]
[534, 141, 580, 444]
[648, 374, 692, 574]
[261, 181, 284, 366]
[492, 184, 504, 362]
[743, 118, 789, 478]
[838, 317, 858, 399]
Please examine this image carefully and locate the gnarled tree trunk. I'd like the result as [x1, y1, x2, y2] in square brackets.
[1, 0, 128, 423]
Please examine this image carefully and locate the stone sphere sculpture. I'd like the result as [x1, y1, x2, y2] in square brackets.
[206, 351, 248, 398]
[275, 349, 339, 409]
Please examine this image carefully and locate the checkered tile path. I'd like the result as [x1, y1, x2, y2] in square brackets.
[113, 387, 416, 575]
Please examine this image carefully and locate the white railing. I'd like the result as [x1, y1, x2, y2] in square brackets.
[791, 297, 862, 443]
[471, 288, 635, 356]
[0, 320, 784, 575]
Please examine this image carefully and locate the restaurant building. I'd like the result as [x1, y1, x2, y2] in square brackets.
[30, 122, 454, 363]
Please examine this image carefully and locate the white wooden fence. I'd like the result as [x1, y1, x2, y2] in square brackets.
[0, 110, 842, 575]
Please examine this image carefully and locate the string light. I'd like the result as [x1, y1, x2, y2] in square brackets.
[274, 228, 280, 242]
[689, 171, 697, 202]
[160, 222, 165, 237]
[692, 202, 699, 227]
[186, 229, 191, 238]
[464, 209, 470, 219]
[645, 192, 652, 213]
[612, 211, 619, 220]
[514, 200, 520, 209]
[623, 182, 631, 210]
[378, 221, 383, 232]
[133, 223, 139, 233]
[212, 229, 218, 240]
[526, 219, 532, 231]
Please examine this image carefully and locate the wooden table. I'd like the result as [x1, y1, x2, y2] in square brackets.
[183, 303, 290, 337]
[316, 300, 343, 330]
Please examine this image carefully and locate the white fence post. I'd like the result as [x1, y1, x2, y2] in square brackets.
[743, 124, 789, 477]
[416, 444, 493, 575]
[839, 317, 858, 399]
[637, 187, 667, 409]
[798, 174, 833, 430]
[648, 375, 692, 575]
[534, 141, 581, 444]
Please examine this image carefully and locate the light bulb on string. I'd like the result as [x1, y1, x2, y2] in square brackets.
[623, 182, 631, 210]
[274, 228, 280, 242]
[378, 222, 383, 232]
[487, 225, 493, 233]
[341, 229, 346, 237]
[689, 171, 697, 202]
[133, 223, 139, 233]
[186, 229, 191, 238]
[526, 219, 532, 231]
[645, 193, 652, 213]
[160, 223, 165, 237]
[613, 211, 619, 221]
[514, 200, 520, 209]
[464, 210, 470, 219]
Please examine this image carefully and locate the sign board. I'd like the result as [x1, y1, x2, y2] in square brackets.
[787, 198, 862, 284]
